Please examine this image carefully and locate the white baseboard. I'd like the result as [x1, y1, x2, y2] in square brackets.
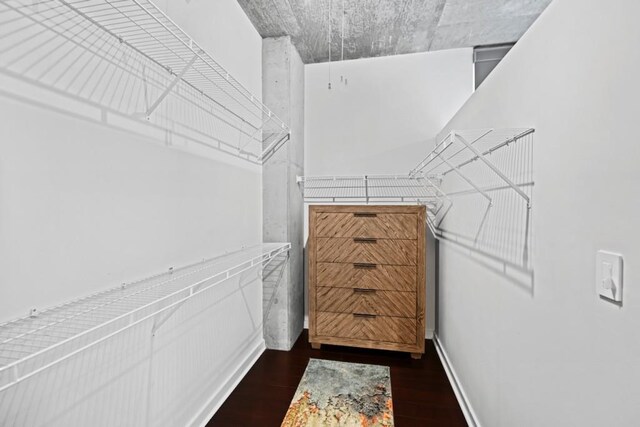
[433, 334, 481, 427]
[304, 314, 308, 329]
[190, 338, 266, 427]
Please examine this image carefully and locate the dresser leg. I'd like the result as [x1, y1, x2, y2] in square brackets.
[311, 342, 322, 350]
[410, 352, 422, 360]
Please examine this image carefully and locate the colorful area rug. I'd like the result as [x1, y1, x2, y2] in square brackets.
[281, 359, 394, 427]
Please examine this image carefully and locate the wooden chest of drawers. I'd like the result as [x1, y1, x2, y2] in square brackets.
[308, 205, 426, 358]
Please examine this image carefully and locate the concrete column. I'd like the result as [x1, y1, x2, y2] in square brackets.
[262, 36, 304, 350]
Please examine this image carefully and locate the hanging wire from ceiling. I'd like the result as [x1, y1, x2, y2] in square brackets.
[341, 0, 345, 62]
[328, 0, 348, 89]
[328, 0, 332, 90]
[341, 0, 347, 86]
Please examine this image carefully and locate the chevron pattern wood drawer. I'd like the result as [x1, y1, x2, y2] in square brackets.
[316, 212, 418, 239]
[309, 205, 426, 358]
[317, 237, 417, 265]
[317, 262, 416, 291]
[316, 287, 416, 318]
[316, 313, 416, 345]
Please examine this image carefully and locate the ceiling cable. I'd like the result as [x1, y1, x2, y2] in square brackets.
[341, 0, 344, 62]
[328, 0, 332, 90]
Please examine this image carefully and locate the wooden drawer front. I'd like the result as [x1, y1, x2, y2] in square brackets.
[316, 212, 417, 239]
[316, 312, 416, 345]
[317, 287, 416, 318]
[317, 237, 417, 265]
[317, 262, 416, 292]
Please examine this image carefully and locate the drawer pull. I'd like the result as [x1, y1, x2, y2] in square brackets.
[353, 313, 377, 319]
[354, 212, 377, 218]
[353, 288, 376, 294]
[353, 237, 377, 243]
[353, 262, 377, 269]
[353, 212, 378, 218]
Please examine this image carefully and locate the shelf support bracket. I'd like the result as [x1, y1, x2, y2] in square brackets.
[364, 175, 369, 204]
[258, 131, 291, 163]
[149, 247, 290, 337]
[145, 54, 198, 118]
[262, 252, 289, 324]
[418, 176, 454, 234]
[455, 134, 531, 208]
[261, 249, 290, 274]
[150, 304, 182, 337]
[436, 202, 454, 228]
[430, 146, 493, 205]
[426, 217, 438, 237]
[239, 124, 262, 153]
[12, 365, 19, 383]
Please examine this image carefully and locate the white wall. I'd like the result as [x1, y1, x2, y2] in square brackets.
[304, 49, 473, 337]
[155, 0, 261, 97]
[305, 49, 473, 175]
[436, 0, 640, 425]
[0, 0, 265, 425]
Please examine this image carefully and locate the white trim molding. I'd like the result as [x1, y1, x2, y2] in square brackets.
[433, 334, 481, 427]
[190, 338, 266, 427]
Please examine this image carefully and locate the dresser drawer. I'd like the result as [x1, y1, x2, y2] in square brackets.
[317, 237, 417, 265]
[317, 262, 416, 292]
[317, 287, 416, 318]
[316, 312, 416, 345]
[316, 212, 418, 239]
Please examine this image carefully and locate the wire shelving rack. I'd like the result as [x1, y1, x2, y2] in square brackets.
[0, 243, 290, 393]
[296, 174, 440, 203]
[0, 0, 290, 163]
[298, 128, 534, 244]
[297, 174, 451, 236]
[409, 128, 534, 208]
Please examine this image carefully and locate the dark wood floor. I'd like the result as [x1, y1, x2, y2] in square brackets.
[207, 330, 467, 426]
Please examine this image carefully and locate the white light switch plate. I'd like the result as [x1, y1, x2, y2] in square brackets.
[596, 251, 623, 302]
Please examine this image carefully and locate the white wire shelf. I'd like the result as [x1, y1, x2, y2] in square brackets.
[297, 174, 451, 236]
[0, 0, 290, 163]
[298, 129, 534, 246]
[411, 128, 535, 267]
[297, 174, 441, 203]
[410, 128, 535, 207]
[0, 243, 290, 393]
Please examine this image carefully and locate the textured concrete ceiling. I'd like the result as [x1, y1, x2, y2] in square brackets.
[237, 0, 553, 63]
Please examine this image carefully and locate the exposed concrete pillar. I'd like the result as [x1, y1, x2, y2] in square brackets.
[262, 36, 304, 350]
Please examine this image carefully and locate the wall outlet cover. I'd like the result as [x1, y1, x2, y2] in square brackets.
[596, 250, 623, 302]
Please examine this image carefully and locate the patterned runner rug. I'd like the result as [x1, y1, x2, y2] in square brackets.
[281, 358, 394, 426]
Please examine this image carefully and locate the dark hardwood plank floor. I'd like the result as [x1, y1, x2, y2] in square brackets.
[207, 330, 467, 426]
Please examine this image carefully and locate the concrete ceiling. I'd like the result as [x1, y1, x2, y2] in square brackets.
[237, 0, 553, 63]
